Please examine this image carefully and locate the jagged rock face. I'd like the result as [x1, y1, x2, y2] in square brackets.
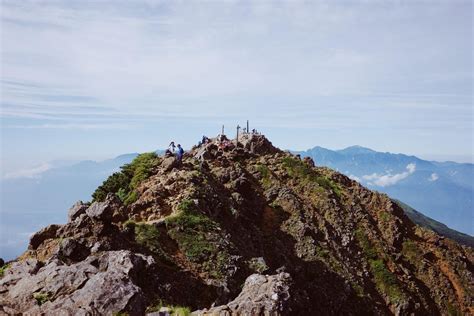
[0, 251, 153, 315]
[1, 134, 473, 315]
[194, 272, 292, 315]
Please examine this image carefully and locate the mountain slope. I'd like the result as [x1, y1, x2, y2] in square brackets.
[0, 135, 472, 315]
[394, 200, 474, 248]
[298, 146, 474, 235]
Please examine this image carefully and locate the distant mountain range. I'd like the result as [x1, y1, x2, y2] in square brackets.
[1, 146, 472, 260]
[297, 145, 473, 236]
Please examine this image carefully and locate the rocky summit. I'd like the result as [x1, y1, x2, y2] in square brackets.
[0, 134, 472, 315]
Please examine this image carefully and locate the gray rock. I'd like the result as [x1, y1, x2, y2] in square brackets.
[86, 194, 119, 221]
[68, 201, 88, 222]
[0, 250, 155, 315]
[57, 238, 89, 262]
[194, 272, 292, 315]
[161, 156, 178, 172]
[29, 224, 61, 250]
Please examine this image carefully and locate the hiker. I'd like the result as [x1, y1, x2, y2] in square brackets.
[202, 135, 209, 145]
[176, 144, 184, 163]
[168, 141, 176, 152]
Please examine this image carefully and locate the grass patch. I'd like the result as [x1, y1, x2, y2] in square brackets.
[135, 223, 161, 252]
[166, 200, 230, 279]
[92, 152, 161, 205]
[256, 164, 272, 188]
[355, 228, 378, 260]
[446, 302, 462, 316]
[0, 263, 10, 278]
[369, 259, 404, 302]
[355, 228, 404, 303]
[126, 221, 171, 262]
[379, 211, 391, 223]
[247, 257, 269, 273]
[402, 240, 421, 263]
[33, 292, 50, 305]
[147, 300, 191, 315]
[282, 156, 342, 197]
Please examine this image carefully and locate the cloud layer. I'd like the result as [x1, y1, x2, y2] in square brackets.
[362, 163, 416, 187]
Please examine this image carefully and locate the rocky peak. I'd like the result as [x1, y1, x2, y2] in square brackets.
[1, 133, 472, 315]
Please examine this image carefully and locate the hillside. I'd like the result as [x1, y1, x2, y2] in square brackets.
[0, 134, 472, 315]
[394, 200, 474, 248]
[298, 146, 474, 235]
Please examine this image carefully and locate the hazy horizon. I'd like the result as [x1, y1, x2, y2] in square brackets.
[1, 1, 473, 176]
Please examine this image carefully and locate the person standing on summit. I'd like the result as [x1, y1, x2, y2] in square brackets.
[176, 144, 184, 163]
[168, 141, 176, 152]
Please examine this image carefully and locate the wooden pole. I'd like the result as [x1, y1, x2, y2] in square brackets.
[236, 124, 241, 142]
[222, 125, 224, 135]
[246, 120, 249, 134]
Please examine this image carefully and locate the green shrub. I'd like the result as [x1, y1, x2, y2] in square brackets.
[355, 228, 403, 303]
[355, 228, 377, 260]
[92, 152, 160, 204]
[92, 171, 130, 202]
[402, 240, 421, 263]
[166, 200, 229, 278]
[135, 223, 160, 251]
[33, 292, 50, 305]
[379, 211, 391, 223]
[0, 263, 10, 278]
[147, 301, 191, 316]
[171, 306, 191, 316]
[369, 259, 403, 302]
[256, 164, 272, 187]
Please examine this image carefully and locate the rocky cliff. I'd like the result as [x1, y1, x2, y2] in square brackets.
[0, 134, 472, 315]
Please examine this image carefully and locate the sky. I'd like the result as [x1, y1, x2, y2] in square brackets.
[1, 0, 473, 178]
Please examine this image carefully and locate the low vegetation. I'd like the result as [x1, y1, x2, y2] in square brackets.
[355, 228, 404, 303]
[125, 221, 171, 263]
[402, 240, 422, 263]
[282, 157, 342, 197]
[166, 200, 230, 279]
[256, 164, 272, 188]
[33, 292, 50, 305]
[147, 300, 191, 316]
[0, 263, 10, 278]
[92, 152, 161, 205]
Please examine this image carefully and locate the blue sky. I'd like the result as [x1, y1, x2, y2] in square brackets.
[1, 0, 473, 177]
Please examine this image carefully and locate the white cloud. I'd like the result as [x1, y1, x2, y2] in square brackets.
[428, 173, 439, 182]
[348, 174, 361, 182]
[4, 163, 52, 179]
[362, 163, 416, 187]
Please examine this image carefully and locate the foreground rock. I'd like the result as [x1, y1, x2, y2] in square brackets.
[0, 250, 153, 315]
[194, 272, 292, 316]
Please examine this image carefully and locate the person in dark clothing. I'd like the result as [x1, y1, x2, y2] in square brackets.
[176, 144, 184, 163]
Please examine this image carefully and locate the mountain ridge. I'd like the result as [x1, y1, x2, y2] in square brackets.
[0, 134, 472, 315]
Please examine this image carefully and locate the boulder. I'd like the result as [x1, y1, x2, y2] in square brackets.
[29, 224, 61, 250]
[86, 194, 120, 221]
[0, 250, 154, 315]
[68, 201, 88, 222]
[57, 238, 89, 262]
[161, 156, 178, 172]
[194, 272, 292, 315]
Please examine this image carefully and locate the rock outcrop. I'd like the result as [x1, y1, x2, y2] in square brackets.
[194, 272, 292, 315]
[0, 251, 153, 315]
